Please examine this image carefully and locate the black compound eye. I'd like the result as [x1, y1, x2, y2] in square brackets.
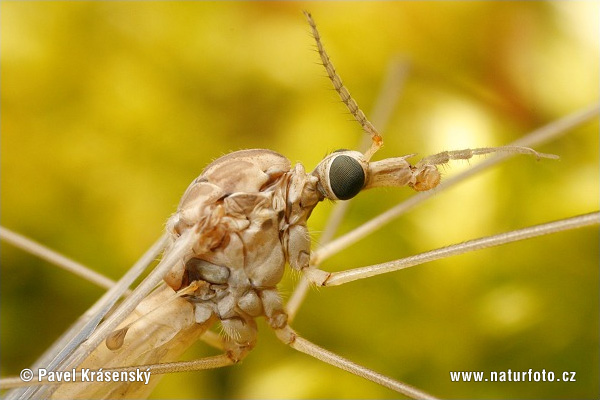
[329, 155, 365, 200]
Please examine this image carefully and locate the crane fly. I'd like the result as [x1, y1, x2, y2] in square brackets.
[1, 7, 598, 400]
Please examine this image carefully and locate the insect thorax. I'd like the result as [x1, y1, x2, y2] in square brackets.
[162, 149, 321, 345]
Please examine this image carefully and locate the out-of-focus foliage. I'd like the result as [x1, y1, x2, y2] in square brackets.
[1, 2, 598, 399]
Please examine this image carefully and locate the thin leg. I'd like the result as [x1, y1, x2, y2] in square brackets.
[274, 325, 439, 400]
[304, 212, 599, 287]
[0, 226, 119, 291]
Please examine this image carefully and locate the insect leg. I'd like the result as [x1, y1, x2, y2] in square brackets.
[274, 324, 438, 400]
[303, 212, 599, 287]
[0, 226, 119, 291]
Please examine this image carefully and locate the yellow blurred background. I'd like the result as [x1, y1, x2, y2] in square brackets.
[1, 2, 598, 399]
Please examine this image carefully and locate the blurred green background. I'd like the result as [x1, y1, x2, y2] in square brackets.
[1, 1, 598, 399]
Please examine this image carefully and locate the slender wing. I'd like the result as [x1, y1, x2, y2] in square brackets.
[51, 283, 209, 399]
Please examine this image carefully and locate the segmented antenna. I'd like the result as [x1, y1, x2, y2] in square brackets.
[304, 11, 382, 161]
